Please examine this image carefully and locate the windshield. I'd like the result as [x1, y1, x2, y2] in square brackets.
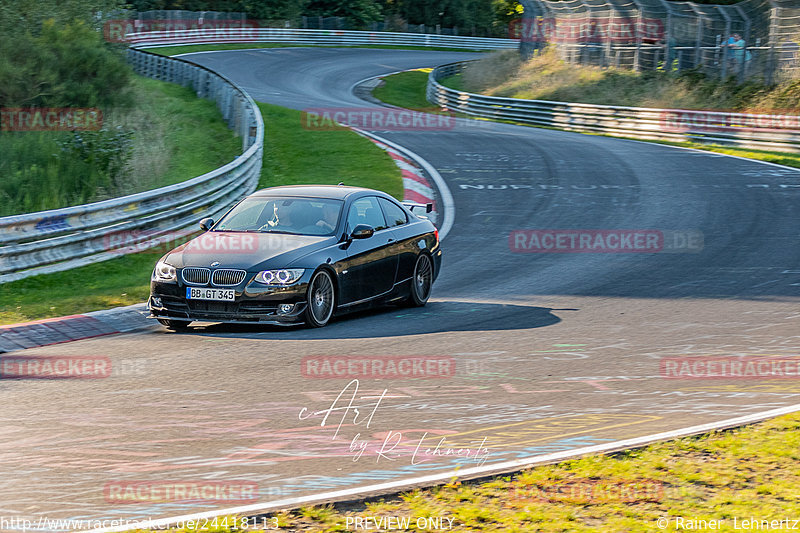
[213, 196, 343, 236]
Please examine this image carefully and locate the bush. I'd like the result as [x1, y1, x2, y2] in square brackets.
[0, 19, 131, 108]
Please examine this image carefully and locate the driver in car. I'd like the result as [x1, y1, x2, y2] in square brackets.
[260, 202, 295, 232]
[315, 203, 339, 233]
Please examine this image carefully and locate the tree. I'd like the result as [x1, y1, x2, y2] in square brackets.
[305, 0, 383, 26]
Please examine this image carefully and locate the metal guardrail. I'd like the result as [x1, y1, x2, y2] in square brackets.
[0, 30, 512, 283]
[427, 61, 800, 153]
[0, 49, 264, 283]
[125, 28, 518, 50]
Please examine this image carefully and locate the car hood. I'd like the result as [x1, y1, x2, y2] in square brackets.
[165, 231, 337, 271]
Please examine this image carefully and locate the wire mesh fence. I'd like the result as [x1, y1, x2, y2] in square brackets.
[517, 0, 800, 82]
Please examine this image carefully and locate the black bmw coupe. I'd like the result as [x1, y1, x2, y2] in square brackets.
[149, 185, 441, 328]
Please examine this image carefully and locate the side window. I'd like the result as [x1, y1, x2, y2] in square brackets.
[378, 198, 408, 227]
[347, 197, 388, 232]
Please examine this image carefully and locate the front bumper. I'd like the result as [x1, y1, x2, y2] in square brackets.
[149, 275, 310, 324]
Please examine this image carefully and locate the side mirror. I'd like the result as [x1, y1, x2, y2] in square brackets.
[351, 224, 374, 240]
[199, 218, 215, 231]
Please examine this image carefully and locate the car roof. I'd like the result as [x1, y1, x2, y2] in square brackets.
[250, 185, 387, 201]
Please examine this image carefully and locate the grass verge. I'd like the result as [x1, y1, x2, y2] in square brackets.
[257, 101, 401, 196]
[0, 75, 241, 217]
[451, 49, 800, 111]
[0, 102, 400, 325]
[142, 43, 488, 57]
[374, 69, 800, 170]
[127, 410, 800, 532]
[371, 69, 440, 112]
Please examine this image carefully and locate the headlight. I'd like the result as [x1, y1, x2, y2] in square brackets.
[152, 260, 177, 282]
[255, 268, 305, 285]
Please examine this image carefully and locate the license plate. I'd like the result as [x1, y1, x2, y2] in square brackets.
[186, 287, 236, 301]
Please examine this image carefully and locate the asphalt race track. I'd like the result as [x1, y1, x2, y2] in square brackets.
[1, 48, 799, 528]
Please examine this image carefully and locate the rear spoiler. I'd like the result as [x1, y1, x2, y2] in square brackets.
[402, 201, 433, 214]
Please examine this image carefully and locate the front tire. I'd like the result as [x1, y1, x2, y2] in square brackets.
[157, 318, 191, 330]
[304, 269, 335, 327]
[406, 253, 433, 307]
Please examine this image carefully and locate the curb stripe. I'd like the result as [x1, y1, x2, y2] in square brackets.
[403, 178, 435, 199]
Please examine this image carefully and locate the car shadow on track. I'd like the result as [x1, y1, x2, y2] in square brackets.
[162, 300, 566, 340]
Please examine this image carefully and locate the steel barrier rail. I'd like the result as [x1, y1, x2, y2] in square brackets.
[0, 48, 264, 283]
[427, 61, 800, 153]
[124, 28, 518, 50]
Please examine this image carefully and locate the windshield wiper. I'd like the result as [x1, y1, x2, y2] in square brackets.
[258, 229, 301, 235]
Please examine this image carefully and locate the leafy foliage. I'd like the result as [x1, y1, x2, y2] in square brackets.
[122, 0, 522, 35]
[0, 19, 131, 108]
[57, 126, 135, 182]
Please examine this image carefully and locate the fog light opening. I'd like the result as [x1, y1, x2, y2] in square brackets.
[277, 303, 295, 315]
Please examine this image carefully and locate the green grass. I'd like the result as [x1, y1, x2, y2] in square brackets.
[644, 140, 800, 170]
[372, 69, 441, 112]
[130, 410, 800, 532]
[0, 101, 400, 325]
[0, 252, 163, 324]
[131, 77, 243, 188]
[257, 101, 401, 197]
[0, 75, 241, 217]
[143, 43, 488, 57]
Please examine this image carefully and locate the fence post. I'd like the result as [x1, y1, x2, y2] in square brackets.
[688, 4, 705, 69]
[655, 0, 674, 72]
[719, 7, 731, 80]
[631, 0, 645, 71]
[765, 3, 781, 84]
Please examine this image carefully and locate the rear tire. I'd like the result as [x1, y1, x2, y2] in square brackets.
[157, 318, 191, 330]
[304, 269, 335, 327]
[405, 253, 433, 307]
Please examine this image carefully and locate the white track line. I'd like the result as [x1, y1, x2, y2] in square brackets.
[86, 403, 800, 533]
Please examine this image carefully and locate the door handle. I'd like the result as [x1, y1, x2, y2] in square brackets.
[387, 238, 395, 243]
